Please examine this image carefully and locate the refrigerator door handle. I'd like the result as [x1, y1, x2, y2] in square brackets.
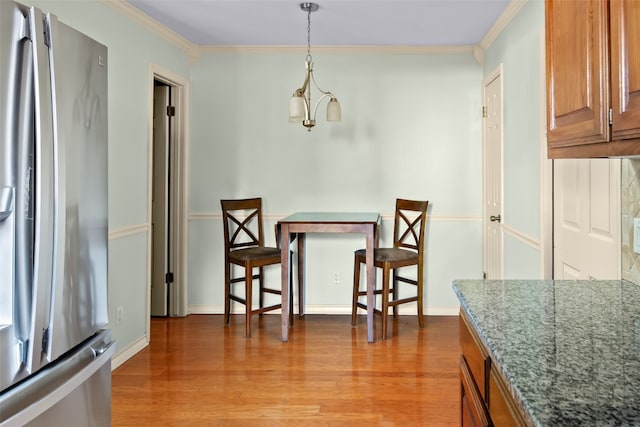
[14, 34, 35, 368]
[90, 341, 114, 357]
[0, 21, 39, 378]
[27, 6, 56, 369]
[41, 12, 66, 364]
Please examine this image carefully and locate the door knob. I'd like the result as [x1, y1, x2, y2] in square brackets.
[490, 215, 501, 223]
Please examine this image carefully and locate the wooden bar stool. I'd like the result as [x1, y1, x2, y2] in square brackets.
[351, 199, 429, 339]
[221, 197, 296, 338]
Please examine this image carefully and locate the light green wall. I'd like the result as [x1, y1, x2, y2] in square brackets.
[504, 233, 541, 279]
[483, 0, 545, 278]
[26, 0, 191, 355]
[188, 50, 484, 313]
[108, 233, 148, 348]
[191, 51, 483, 215]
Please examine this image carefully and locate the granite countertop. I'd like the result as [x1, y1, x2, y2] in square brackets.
[452, 279, 640, 427]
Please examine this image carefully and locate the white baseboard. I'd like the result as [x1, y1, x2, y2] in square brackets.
[111, 336, 148, 371]
[425, 306, 460, 316]
[188, 305, 460, 316]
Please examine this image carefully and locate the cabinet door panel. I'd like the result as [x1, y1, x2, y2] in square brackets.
[611, 0, 640, 140]
[546, 0, 610, 146]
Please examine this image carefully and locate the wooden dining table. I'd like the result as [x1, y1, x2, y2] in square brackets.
[278, 212, 381, 343]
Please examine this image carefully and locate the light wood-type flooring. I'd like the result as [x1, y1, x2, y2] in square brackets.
[111, 314, 461, 426]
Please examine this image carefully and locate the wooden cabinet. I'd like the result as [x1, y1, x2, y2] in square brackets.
[546, 0, 609, 152]
[459, 313, 526, 427]
[546, 0, 640, 158]
[610, 0, 640, 142]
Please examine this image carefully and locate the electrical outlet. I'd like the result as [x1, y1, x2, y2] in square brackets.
[116, 306, 124, 325]
[332, 271, 341, 284]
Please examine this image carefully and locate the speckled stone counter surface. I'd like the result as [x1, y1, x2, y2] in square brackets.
[452, 279, 640, 427]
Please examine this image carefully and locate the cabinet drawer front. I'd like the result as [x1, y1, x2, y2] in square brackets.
[460, 314, 490, 399]
[461, 356, 491, 427]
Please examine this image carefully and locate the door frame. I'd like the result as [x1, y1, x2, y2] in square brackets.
[145, 64, 189, 339]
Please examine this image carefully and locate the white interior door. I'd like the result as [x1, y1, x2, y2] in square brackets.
[483, 68, 503, 279]
[553, 159, 621, 279]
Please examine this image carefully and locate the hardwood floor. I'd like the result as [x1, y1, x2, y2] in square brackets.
[112, 314, 461, 426]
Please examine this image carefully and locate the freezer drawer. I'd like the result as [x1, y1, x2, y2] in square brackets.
[0, 330, 114, 427]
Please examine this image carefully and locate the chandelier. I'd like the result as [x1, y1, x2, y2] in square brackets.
[289, 2, 341, 131]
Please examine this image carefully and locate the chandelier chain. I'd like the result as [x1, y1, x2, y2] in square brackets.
[306, 6, 312, 58]
[306, 5, 312, 107]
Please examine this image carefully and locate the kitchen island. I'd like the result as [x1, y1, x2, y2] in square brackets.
[452, 279, 640, 426]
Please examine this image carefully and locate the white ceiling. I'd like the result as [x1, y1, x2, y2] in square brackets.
[125, 0, 512, 47]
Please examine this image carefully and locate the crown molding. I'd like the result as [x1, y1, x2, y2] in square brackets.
[472, 45, 486, 66]
[198, 44, 475, 55]
[479, 0, 529, 50]
[100, 0, 200, 61]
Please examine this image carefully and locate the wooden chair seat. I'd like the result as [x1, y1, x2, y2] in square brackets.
[355, 248, 417, 264]
[229, 247, 281, 263]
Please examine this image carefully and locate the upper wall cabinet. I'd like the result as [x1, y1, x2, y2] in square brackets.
[611, 0, 640, 141]
[546, 0, 640, 158]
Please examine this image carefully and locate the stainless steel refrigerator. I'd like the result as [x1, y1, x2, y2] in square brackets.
[0, 1, 112, 425]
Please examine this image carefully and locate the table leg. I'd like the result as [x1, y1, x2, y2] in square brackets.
[297, 233, 306, 317]
[366, 223, 376, 343]
[281, 224, 290, 342]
